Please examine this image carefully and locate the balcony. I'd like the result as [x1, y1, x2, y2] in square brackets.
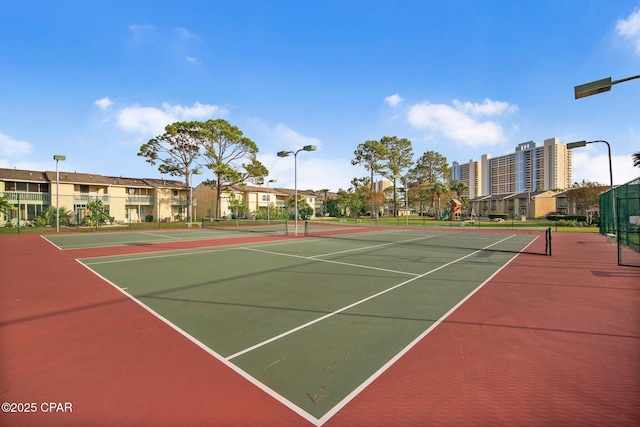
[74, 193, 110, 203]
[126, 195, 154, 205]
[1, 192, 50, 203]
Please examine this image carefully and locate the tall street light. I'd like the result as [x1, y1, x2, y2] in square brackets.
[53, 155, 66, 232]
[189, 169, 203, 222]
[574, 74, 640, 99]
[566, 140, 615, 232]
[277, 145, 317, 235]
[266, 179, 276, 224]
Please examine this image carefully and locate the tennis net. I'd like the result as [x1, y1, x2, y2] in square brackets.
[304, 221, 552, 256]
[202, 218, 289, 235]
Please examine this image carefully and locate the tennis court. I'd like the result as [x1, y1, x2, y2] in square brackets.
[3, 226, 639, 427]
[70, 226, 548, 423]
[44, 221, 289, 250]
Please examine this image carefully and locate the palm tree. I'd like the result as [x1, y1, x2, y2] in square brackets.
[633, 151, 640, 168]
[432, 182, 449, 218]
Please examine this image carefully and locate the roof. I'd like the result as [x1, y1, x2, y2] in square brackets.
[0, 167, 184, 188]
[0, 168, 48, 183]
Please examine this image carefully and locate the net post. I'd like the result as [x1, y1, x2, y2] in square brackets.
[304, 220, 309, 236]
[546, 227, 552, 256]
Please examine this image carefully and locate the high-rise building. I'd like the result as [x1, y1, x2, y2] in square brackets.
[451, 137, 572, 197]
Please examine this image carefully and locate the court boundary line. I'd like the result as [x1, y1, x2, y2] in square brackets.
[41, 228, 280, 250]
[226, 235, 517, 361]
[242, 246, 420, 277]
[76, 232, 530, 426]
[309, 234, 438, 258]
[318, 242, 526, 426]
[75, 258, 320, 426]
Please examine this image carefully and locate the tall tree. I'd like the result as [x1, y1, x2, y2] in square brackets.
[352, 140, 388, 219]
[200, 119, 268, 218]
[379, 136, 414, 216]
[138, 121, 203, 217]
[567, 179, 608, 224]
[432, 181, 450, 218]
[351, 140, 388, 189]
[410, 151, 449, 185]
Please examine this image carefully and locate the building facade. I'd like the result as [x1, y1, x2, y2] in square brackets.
[451, 137, 572, 198]
[0, 167, 322, 226]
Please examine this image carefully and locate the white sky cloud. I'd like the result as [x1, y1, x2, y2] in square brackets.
[0, 133, 33, 157]
[452, 98, 518, 116]
[406, 99, 516, 146]
[616, 8, 640, 54]
[94, 97, 114, 110]
[571, 150, 639, 186]
[117, 102, 228, 135]
[384, 94, 404, 107]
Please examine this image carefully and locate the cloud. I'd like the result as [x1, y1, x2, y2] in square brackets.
[117, 102, 228, 135]
[406, 98, 517, 146]
[452, 98, 518, 116]
[174, 27, 201, 43]
[94, 97, 114, 110]
[185, 56, 199, 64]
[571, 150, 639, 186]
[384, 94, 404, 107]
[250, 119, 322, 151]
[616, 8, 640, 54]
[0, 133, 33, 157]
[128, 24, 157, 44]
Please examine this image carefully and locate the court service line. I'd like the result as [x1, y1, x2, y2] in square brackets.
[311, 234, 437, 258]
[138, 231, 183, 240]
[226, 234, 517, 361]
[79, 237, 312, 264]
[241, 246, 420, 277]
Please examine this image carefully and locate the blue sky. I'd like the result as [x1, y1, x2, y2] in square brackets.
[1, 0, 639, 192]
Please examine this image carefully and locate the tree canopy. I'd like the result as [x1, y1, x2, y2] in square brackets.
[200, 119, 268, 217]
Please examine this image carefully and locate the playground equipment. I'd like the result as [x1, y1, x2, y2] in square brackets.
[445, 199, 462, 220]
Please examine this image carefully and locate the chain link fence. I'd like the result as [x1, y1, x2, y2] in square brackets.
[600, 177, 640, 267]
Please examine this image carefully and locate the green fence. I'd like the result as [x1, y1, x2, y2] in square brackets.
[600, 177, 640, 267]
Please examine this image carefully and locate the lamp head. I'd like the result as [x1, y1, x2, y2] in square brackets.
[566, 141, 588, 149]
[277, 151, 290, 157]
[53, 155, 66, 161]
[303, 145, 317, 152]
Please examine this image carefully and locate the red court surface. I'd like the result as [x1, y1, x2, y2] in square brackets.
[1, 231, 639, 426]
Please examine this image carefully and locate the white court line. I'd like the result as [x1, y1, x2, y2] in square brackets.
[138, 231, 183, 240]
[311, 234, 437, 258]
[40, 234, 63, 250]
[79, 237, 311, 264]
[75, 258, 319, 426]
[318, 235, 523, 426]
[226, 234, 517, 361]
[242, 246, 420, 277]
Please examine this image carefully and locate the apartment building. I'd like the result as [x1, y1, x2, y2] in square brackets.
[0, 167, 191, 226]
[0, 167, 322, 226]
[451, 137, 572, 198]
[449, 138, 572, 218]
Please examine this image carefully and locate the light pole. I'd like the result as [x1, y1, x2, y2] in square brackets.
[566, 140, 615, 232]
[277, 145, 317, 235]
[189, 169, 202, 223]
[574, 74, 640, 99]
[266, 179, 276, 224]
[53, 155, 66, 232]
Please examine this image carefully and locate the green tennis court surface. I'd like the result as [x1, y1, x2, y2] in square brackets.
[44, 222, 288, 249]
[78, 228, 544, 422]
